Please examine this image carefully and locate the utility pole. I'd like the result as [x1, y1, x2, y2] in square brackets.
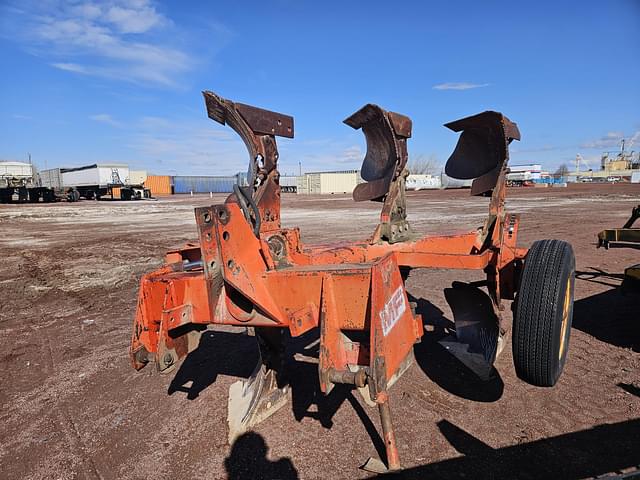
[298, 161, 302, 176]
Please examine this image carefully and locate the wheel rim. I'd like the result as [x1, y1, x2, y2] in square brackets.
[558, 277, 572, 360]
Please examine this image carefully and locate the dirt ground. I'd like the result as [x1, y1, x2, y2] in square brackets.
[1, 183, 639, 480]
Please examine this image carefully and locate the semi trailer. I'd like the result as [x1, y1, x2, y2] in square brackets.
[40, 164, 151, 201]
[0, 161, 57, 203]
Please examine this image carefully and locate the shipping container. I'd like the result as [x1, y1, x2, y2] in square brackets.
[173, 175, 236, 194]
[144, 175, 173, 195]
[321, 171, 358, 194]
[39, 168, 63, 190]
[298, 170, 359, 194]
[128, 170, 147, 185]
[297, 175, 309, 194]
[632, 171, 640, 184]
[61, 163, 129, 188]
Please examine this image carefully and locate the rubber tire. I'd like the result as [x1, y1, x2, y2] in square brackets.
[512, 239, 575, 387]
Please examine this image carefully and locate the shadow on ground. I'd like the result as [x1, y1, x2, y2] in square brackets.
[410, 291, 504, 402]
[168, 330, 258, 399]
[376, 418, 640, 479]
[573, 270, 639, 352]
[225, 431, 298, 480]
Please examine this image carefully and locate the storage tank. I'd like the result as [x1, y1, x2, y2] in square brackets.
[173, 176, 236, 194]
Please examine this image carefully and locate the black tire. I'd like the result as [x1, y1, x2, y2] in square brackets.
[512, 239, 575, 387]
[68, 189, 80, 202]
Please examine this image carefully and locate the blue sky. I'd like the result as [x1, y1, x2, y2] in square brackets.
[1, 0, 639, 176]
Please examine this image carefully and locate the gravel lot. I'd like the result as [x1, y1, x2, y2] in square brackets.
[1, 183, 638, 479]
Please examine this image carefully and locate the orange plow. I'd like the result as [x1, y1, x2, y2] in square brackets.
[130, 92, 576, 472]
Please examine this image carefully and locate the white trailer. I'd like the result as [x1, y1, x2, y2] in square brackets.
[39, 168, 63, 190]
[58, 163, 149, 200]
[440, 173, 473, 189]
[406, 174, 441, 191]
[61, 163, 129, 190]
[279, 175, 300, 193]
[0, 161, 57, 203]
[506, 171, 535, 186]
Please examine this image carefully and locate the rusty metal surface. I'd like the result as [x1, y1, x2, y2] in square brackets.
[444, 111, 520, 182]
[344, 104, 399, 184]
[235, 102, 294, 138]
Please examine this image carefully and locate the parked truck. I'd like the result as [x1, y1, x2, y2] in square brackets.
[40, 163, 151, 201]
[0, 161, 57, 203]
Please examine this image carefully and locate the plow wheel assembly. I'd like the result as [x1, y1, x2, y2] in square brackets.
[512, 239, 575, 387]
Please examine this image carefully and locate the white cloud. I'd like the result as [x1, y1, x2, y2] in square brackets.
[89, 113, 122, 127]
[127, 117, 244, 175]
[580, 131, 627, 149]
[337, 145, 362, 164]
[432, 82, 490, 91]
[104, 4, 167, 33]
[511, 144, 558, 154]
[12, 114, 32, 120]
[5, 1, 223, 88]
[51, 62, 88, 73]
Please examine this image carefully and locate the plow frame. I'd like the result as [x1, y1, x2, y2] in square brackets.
[130, 92, 526, 472]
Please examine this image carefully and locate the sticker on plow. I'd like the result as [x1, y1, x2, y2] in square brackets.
[380, 286, 407, 336]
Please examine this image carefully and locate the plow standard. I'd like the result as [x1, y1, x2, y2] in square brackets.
[130, 92, 575, 472]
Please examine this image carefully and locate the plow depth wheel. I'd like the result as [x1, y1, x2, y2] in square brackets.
[512, 239, 575, 387]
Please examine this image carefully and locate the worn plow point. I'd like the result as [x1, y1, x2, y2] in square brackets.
[361, 457, 396, 475]
[227, 350, 290, 444]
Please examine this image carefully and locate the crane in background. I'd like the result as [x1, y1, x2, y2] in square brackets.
[575, 153, 594, 180]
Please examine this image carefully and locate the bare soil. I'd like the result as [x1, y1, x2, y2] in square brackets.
[1, 183, 638, 480]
